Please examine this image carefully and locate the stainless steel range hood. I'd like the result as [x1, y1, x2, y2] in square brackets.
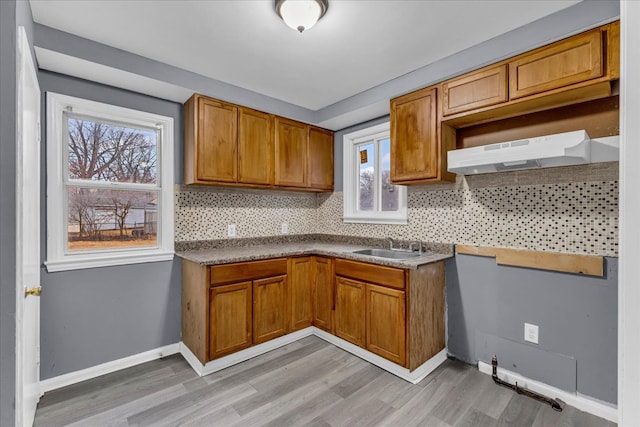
[447, 130, 619, 175]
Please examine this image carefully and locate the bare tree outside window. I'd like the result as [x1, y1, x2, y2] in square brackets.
[357, 138, 399, 213]
[66, 116, 159, 251]
[359, 144, 374, 211]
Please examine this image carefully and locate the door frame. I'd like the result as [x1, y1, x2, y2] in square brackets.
[15, 25, 41, 427]
[618, 2, 640, 425]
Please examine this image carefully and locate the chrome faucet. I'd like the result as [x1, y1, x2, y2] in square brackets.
[385, 237, 395, 250]
[409, 240, 423, 255]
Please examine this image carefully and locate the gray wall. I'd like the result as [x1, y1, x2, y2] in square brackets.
[1, 0, 35, 424]
[446, 255, 618, 403]
[38, 71, 183, 379]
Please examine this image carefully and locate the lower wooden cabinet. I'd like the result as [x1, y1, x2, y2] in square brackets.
[209, 282, 252, 359]
[253, 275, 287, 344]
[288, 257, 313, 332]
[182, 256, 444, 371]
[334, 277, 366, 347]
[312, 257, 333, 332]
[366, 284, 406, 366]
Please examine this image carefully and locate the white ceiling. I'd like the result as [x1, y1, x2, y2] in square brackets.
[30, 0, 581, 111]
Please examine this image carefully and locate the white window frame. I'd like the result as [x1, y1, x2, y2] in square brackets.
[343, 122, 407, 224]
[45, 92, 174, 272]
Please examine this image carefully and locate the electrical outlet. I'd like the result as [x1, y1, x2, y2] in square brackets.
[524, 323, 539, 344]
[227, 224, 237, 238]
[281, 223, 288, 234]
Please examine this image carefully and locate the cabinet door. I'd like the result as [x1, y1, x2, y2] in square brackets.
[289, 257, 313, 332]
[313, 257, 333, 332]
[238, 107, 274, 185]
[209, 282, 252, 360]
[509, 29, 603, 100]
[334, 276, 365, 347]
[308, 127, 334, 190]
[197, 97, 238, 182]
[253, 275, 287, 344]
[442, 65, 508, 116]
[390, 87, 438, 182]
[366, 284, 406, 366]
[275, 117, 308, 188]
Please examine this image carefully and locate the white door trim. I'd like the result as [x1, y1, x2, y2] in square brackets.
[15, 25, 41, 427]
[618, 3, 640, 425]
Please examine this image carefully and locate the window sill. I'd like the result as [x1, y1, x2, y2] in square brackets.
[45, 250, 175, 272]
[343, 216, 408, 225]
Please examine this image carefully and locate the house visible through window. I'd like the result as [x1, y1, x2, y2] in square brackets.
[343, 122, 407, 224]
[46, 93, 174, 272]
[66, 115, 159, 251]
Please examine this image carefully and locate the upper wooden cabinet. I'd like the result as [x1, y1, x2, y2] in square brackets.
[186, 96, 238, 183]
[238, 107, 274, 185]
[308, 127, 334, 190]
[439, 21, 619, 127]
[509, 28, 603, 100]
[390, 87, 455, 184]
[442, 65, 508, 116]
[275, 117, 308, 188]
[184, 94, 333, 192]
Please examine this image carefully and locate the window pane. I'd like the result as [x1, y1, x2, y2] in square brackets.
[380, 138, 399, 211]
[67, 114, 158, 184]
[67, 187, 158, 252]
[358, 143, 375, 211]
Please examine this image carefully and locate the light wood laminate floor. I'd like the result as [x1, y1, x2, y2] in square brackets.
[34, 336, 615, 427]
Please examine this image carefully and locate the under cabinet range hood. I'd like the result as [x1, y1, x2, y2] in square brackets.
[447, 130, 619, 175]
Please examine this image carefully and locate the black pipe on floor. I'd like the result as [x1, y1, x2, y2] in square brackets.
[491, 355, 565, 412]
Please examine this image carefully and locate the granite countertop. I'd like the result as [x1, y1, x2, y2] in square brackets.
[176, 235, 453, 270]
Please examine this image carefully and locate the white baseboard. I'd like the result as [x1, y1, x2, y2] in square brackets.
[41, 327, 447, 394]
[181, 326, 446, 384]
[40, 343, 180, 393]
[478, 361, 618, 423]
[312, 328, 447, 384]
[182, 327, 315, 376]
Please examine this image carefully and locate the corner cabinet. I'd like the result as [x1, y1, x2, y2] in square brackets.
[288, 257, 314, 332]
[182, 255, 445, 371]
[184, 94, 333, 192]
[312, 256, 334, 332]
[390, 87, 455, 185]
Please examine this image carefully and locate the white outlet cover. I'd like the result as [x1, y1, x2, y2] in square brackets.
[524, 322, 539, 344]
[281, 223, 288, 234]
[228, 224, 237, 237]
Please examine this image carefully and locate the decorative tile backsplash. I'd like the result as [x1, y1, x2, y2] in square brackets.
[175, 164, 619, 257]
[175, 186, 317, 241]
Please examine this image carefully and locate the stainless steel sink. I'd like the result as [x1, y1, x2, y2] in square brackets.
[352, 248, 423, 260]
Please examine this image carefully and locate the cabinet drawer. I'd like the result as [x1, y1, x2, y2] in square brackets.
[334, 259, 405, 290]
[509, 29, 603, 99]
[210, 258, 287, 286]
[442, 65, 508, 116]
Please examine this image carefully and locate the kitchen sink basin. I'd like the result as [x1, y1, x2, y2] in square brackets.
[352, 248, 423, 260]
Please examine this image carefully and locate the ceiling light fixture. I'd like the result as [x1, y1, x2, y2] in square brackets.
[275, 0, 329, 33]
